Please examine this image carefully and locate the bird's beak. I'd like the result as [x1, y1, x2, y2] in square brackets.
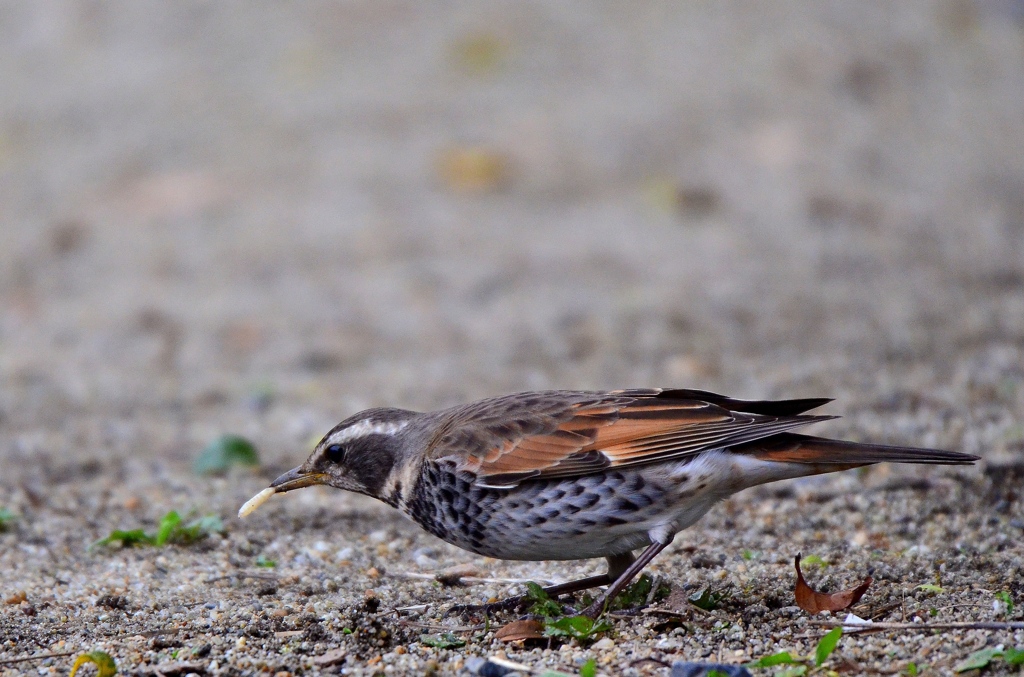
[269, 466, 329, 493]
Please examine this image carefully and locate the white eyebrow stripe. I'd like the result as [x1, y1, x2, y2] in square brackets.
[328, 419, 409, 444]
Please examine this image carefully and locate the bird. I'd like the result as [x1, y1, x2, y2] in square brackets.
[239, 388, 977, 617]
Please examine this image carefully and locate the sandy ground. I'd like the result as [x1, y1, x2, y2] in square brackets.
[2, 2, 1023, 675]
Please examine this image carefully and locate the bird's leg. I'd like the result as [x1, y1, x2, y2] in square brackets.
[579, 538, 671, 618]
[538, 551, 636, 598]
[445, 552, 637, 617]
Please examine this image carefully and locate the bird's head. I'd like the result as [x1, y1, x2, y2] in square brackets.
[268, 407, 419, 499]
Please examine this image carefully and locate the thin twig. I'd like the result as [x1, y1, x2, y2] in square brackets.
[0, 651, 78, 666]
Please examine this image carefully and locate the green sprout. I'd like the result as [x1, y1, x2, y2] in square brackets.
[543, 615, 612, 643]
[193, 434, 260, 475]
[0, 507, 19, 531]
[747, 628, 844, 673]
[524, 582, 564, 617]
[92, 511, 224, 549]
[688, 586, 725, 611]
[610, 573, 670, 610]
[800, 554, 828, 568]
[994, 590, 1015, 614]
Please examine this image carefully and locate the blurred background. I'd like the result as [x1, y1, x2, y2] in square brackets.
[2, 1, 1023, 478]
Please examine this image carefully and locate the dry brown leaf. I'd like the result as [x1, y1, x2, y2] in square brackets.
[4, 591, 27, 605]
[435, 563, 484, 587]
[794, 554, 872, 613]
[494, 618, 545, 642]
[311, 648, 347, 667]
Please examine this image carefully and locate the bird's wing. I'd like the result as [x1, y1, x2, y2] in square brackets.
[426, 389, 834, 488]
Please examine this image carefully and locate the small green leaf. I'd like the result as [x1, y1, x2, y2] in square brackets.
[154, 511, 182, 546]
[194, 434, 260, 475]
[742, 550, 757, 561]
[915, 584, 944, 594]
[176, 515, 224, 544]
[706, 671, 731, 677]
[255, 554, 277, 568]
[69, 650, 118, 677]
[1004, 647, 1024, 666]
[815, 627, 843, 666]
[746, 651, 801, 668]
[800, 554, 828, 568]
[777, 667, 808, 677]
[524, 581, 563, 617]
[91, 511, 222, 550]
[580, 658, 597, 677]
[995, 590, 1015, 614]
[419, 632, 466, 649]
[688, 586, 724, 611]
[543, 616, 612, 641]
[903, 663, 919, 676]
[91, 529, 155, 549]
[610, 573, 668, 609]
[955, 647, 1003, 672]
[0, 507, 17, 530]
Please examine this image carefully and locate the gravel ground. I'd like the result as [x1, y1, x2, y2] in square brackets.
[2, 2, 1023, 675]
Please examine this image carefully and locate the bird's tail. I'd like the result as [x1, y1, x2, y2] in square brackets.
[738, 432, 978, 474]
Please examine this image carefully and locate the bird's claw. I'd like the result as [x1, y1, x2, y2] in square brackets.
[578, 601, 607, 619]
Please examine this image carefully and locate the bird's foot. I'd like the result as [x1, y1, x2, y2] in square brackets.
[577, 597, 609, 619]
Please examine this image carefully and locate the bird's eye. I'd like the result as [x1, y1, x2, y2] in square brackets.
[324, 444, 346, 464]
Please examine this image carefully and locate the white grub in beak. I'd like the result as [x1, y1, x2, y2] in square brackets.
[238, 487, 276, 518]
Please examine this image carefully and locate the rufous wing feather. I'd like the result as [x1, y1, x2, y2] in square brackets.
[458, 394, 836, 487]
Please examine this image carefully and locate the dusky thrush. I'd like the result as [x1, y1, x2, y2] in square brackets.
[240, 388, 976, 617]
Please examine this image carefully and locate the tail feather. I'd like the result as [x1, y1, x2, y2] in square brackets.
[740, 433, 978, 466]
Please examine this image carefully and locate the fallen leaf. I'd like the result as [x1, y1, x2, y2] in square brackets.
[311, 648, 347, 666]
[955, 646, 1004, 672]
[69, 651, 117, 677]
[434, 563, 483, 586]
[4, 591, 27, 605]
[794, 554, 872, 614]
[495, 618, 545, 642]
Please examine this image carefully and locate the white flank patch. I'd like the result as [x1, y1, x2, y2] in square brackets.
[669, 448, 819, 492]
[327, 419, 409, 445]
[238, 487, 275, 518]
